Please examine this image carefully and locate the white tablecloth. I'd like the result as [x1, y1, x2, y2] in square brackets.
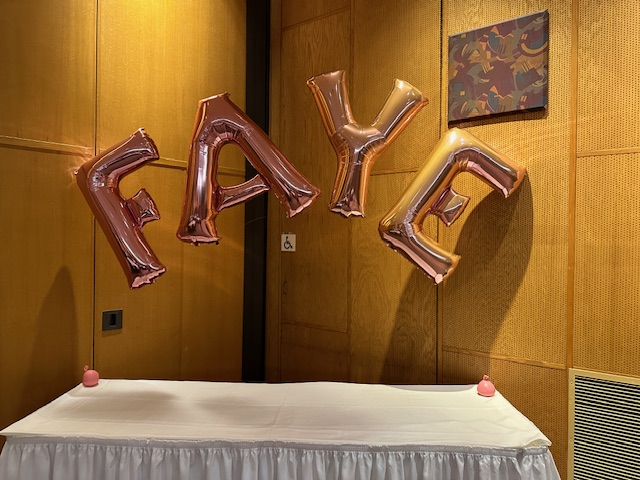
[0, 380, 560, 479]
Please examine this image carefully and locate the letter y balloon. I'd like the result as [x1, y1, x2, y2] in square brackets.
[307, 70, 428, 217]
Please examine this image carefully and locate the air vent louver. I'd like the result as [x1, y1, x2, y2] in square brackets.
[571, 369, 640, 479]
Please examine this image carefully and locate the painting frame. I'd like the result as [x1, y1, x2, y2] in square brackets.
[448, 10, 549, 123]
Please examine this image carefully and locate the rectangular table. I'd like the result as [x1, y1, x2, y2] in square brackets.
[0, 380, 560, 479]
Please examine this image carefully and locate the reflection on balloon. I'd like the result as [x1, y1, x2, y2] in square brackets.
[177, 93, 320, 245]
[379, 128, 526, 284]
[307, 70, 428, 217]
[76, 128, 165, 289]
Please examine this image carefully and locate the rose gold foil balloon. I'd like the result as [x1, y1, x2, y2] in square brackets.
[379, 128, 526, 284]
[177, 93, 320, 245]
[76, 129, 165, 288]
[307, 70, 428, 217]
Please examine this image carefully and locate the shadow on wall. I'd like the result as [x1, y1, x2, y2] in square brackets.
[379, 175, 533, 386]
[380, 268, 437, 385]
[370, 177, 533, 384]
[19, 267, 79, 419]
[443, 175, 534, 383]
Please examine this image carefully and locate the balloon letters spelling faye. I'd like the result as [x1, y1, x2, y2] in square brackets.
[379, 128, 526, 284]
[76, 129, 166, 289]
[307, 70, 427, 217]
[177, 94, 320, 245]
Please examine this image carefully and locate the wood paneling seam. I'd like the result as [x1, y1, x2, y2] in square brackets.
[135, 156, 244, 177]
[282, 6, 350, 32]
[274, 0, 284, 381]
[437, 0, 448, 385]
[92, 0, 99, 369]
[443, 346, 565, 370]
[567, 0, 579, 374]
[371, 167, 419, 176]
[578, 146, 640, 157]
[281, 320, 348, 335]
[153, 157, 188, 170]
[347, 0, 355, 381]
[0, 135, 92, 156]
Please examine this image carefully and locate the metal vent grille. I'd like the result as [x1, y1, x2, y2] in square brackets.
[570, 369, 640, 479]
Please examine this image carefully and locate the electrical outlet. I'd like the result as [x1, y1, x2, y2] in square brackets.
[102, 310, 123, 331]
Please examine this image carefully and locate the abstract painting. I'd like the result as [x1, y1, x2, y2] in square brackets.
[448, 10, 549, 122]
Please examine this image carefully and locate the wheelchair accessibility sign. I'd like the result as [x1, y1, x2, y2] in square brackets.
[281, 233, 296, 252]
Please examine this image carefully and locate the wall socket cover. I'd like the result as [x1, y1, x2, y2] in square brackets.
[102, 309, 123, 331]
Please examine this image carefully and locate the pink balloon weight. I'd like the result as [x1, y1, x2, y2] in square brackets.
[82, 365, 99, 388]
[477, 375, 496, 397]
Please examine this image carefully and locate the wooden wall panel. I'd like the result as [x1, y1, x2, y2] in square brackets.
[440, 3, 571, 477]
[574, 153, 640, 376]
[94, 165, 184, 380]
[1, 0, 247, 451]
[264, 2, 640, 477]
[281, 324, 350, 382]
[442, 351, 567, 477]
[278, 0, 353, 382]
[97, 0, 247, 168]
[0, 0, 96, 450]
[181, 172, 245, 381]
[265, 0, 284, 382]
[95, 0, 247, 382]
[577, 0, 640, 153]
[352, 0, 441, 173]
[282, 0, 349, 30]
[350, 173, 437, 384]
[441, 4, 571, 475]
[440, 172, 567, 362]
[441, 0, 570, 365]
[92, 166, 245, 383]
[279, 11, 351, 332]
[0, 1, 96, 146]
[0, 147, 93, 432]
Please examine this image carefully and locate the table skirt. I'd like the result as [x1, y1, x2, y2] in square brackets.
[0, 438, 560, 480]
